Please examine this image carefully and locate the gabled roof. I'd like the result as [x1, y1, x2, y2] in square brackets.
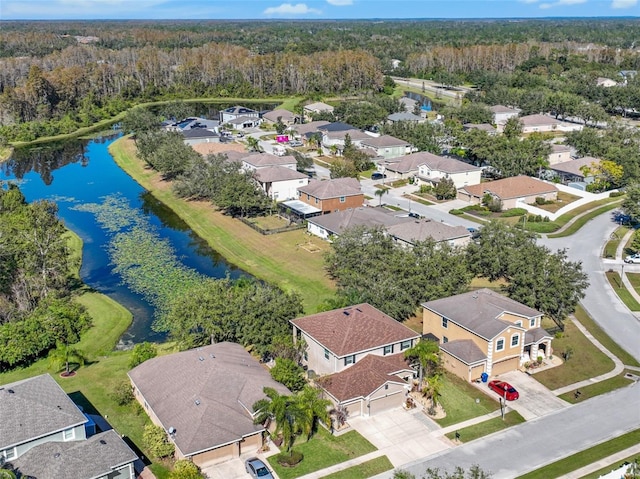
[243, 153, 296, 168]
[298, 178, 362, 199]
[294, 121, 330, 136]
[304, 101, 334, 112]
[318, 353, 412, 402]
[324, 129, 372, 141]
[460, 176, 557, 200]
[519, 114, 563, 127]
[422, 289, 541, 340]
[440, 340, 486, 365]
[387, 112, 423, 122]
[253, 166, 308, 183]
[262, 109, 296, 123]
[180, 129, 219, 139]
[490, 105, 520, 114]
[191, 143, 247, 157]
[291, 303, 419, 357]
[128, 342, 290, 457]
[550, 156, 600, 178]
[12, 430, 137, 479]
[387, 220, 470, 244]
[317, 122, 356, 133]
[307, 206, 409, 236]
[550, 144, 572, 154]
[0, 374, 87, 450]
[463, 123, 496, 133]
[228, 115, 260, 125]
[388, 151, 480, 174]
[223, 105, 257, 115]
[525, 328, 553, 345]
[360, 135, 410, 148]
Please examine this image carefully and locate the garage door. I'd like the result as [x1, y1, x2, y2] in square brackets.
[193, 443, 235, 468]
[368, 393, 402, 416]
[491, 357, 519, 376]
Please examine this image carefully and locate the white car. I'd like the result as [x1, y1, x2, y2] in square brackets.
[624, 253, 640, 264]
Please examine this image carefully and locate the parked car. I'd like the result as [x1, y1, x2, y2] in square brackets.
[625, 253, 640, 264]
[245, 457, 274, 479]
[488, 380, 519, 401]
[371, 172, 387, 180]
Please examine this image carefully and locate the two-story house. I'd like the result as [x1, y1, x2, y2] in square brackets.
[422, 289, 552, 381]
[297, 178, 364, 215]
[359, 135, 411, 160]
[1, 374, 137, 479]
[414, 152, 482, 189]
[241, 153, 309, 201]
[220, 105, 260, 124]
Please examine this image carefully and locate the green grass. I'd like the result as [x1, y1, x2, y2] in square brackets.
[559, 372, 634, 404]
[445, 411, 525, 443]
[109, 137, 335, 313]
[268, 429, 377, 479]
[515, 429, 640, 479]
[626, 272, 640, 294]
[435, 373, 500, 427]
[603, 226, 630, 258]
[276, 96, 304, 112]
[384, 205, 403, 211]
[581, 455, 640, 479]
[0, 145, 13, 162]
[74, 293, 133, 356]
[605, 271, 640, 311]
[547, 199, 623, 238]
[534, 318, 615, 390]
[320, 456, 394, 479]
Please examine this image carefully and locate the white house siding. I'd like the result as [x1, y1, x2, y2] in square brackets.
[307, 222, 331, 240]
[266, 178, 309, 202]
[418, 166, 482, 189]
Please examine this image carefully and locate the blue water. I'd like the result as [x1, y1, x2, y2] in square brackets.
[1, 135, 244, 345]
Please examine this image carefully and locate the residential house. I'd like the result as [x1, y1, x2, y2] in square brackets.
[290, 303, 420, 376]
[303, 101, 334, 121]
[180, 128, 221, 146]
[490, 105, 520, 130]
[317, 353, 415, 417]
[387, 111, 424, 124]
[220, 105, 260, 123]
[253, 166, 309, 201]
[306, 206, 409, 240]
[550, 156, 599, 185]
[458, 175, 558, 209]
[242, 153, 297, 172]
[463, 123, 497, 135]
[128, 342, 290, 468]
[322, 129, 373, 155]
[547, 144, 572, 165]
[360, 135, 411, 159]
[519, 114, 583, 134]
[422, 289, 552, 381]
[294, 120, 331, 141]
[387, 220, 471, 248]
[399, 97, 419, 113]
[297, 178, 364, 214]
[226, 116, 261, 130]
[0, 374, 136, 479]
[190, 143, 247, 158]
[262, 109, 297, 126]
[596, 77, 617, 88]
[410, 152, 482, 188]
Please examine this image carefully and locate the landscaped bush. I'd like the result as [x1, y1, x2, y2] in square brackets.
[535, 196, 547, 205]
[610, 191, 625, 197]
[501, 208, 527, 217]
[111, 381, 134, 406]
[449, 209, 464, 215]
[276, 451, 304, 467]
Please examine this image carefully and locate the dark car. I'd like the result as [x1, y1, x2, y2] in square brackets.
[488, 380, 519, 401]
[371, 172, 387, 180]
[245, 457, 274, 479]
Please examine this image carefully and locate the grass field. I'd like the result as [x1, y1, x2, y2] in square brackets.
[109, 137, 335, 313]
[558, 372, 634, 404]
[581, 455, 640, 479]
[605, 271, 640, 311]
[435, 373, 500, 427]
[534, 191, 582, 214]
[445, 411, 525, 443]
[319, 456, 393, 479]
[603, 226, 630, 258]
[0, 145, 13, 162]
[547, 198, 623, 238]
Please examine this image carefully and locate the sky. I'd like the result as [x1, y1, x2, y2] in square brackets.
[0, 0, 638, 20]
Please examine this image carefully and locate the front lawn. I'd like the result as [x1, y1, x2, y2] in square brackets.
[321, 456, 394, 479]
[558, 372, 635, 404]
[445, 410, 525, 443]
[268, 428, 377, 479]
[605, 271, 640, 311]
[435, 373, 499, 427]
[603, 226, 630, 258]
[533, 191, 581, 213]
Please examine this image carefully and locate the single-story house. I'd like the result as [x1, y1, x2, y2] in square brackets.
[128, 342, 290, 468]
[387, 220, 471, 248]
[253, 166, 309, 201]
[519, 114, 583, 134]
[387, 111, 424, 124]
[549, 156, 599, 184]
[293, 120, 331, 140]
[399, 97, 419, 113]
[291, 303, 420, 376]
[359, 135, 411, 159]
[303, 101, 334, 120]
[190, 143, 247, 158]
[547, 144, 572, 165]
[490, 105, 520, 128]
[226, 116, 262, 130]
[322, 129, 373, 155]
[297, 178, 364, 214]
[262, 109, 297, 125]
[411, 152, 482, 188]
[422, 289, 552, 381]
[463, 123, 497, 135]
[220, 105, 260, 123]
[180, 128, 220, 146]
[317, 353, 414, 417]
[1, 374, 136, 479]
[242, 153, 297, 172]
[306, 206, 409, 240]
[458, 175, 558, 210]
[164, 117, 220, 133]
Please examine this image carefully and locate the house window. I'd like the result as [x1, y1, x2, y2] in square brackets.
[514, 321, 522, 327]
[307, 194, 310, 200]
[384, 384, 389, 390]
[511, 334, 520, 347]
[339, 196, 346, 203]
[303, 351, 308, 361]
[442, 317, 448, 328]
[400, 340, 412, 350]
[2, 448, 16, 460]
[315, 198, 318, 204]
[324, 348, 330, 360]
[63, 428, 75, 441]
[530, 318, 536, 328]
[344, 355, 355, 366]
[383, 345, 394, 355]
[496, 338, 505, 352]
[443, 336, 448, 343]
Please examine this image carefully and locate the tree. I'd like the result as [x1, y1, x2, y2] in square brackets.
[580, 159, 624, 192]
[622, 184, 640, 222]
[142, 423, 174, 459]
[393, 465, 492, 479]
[129, 342, 158, 368]
[253, 387, 301, 454]
[289, 149, 313, 172]
[423, 373, 443, 415]
[502, 117, 523, 140]
[294, 386, 331, 440]
[121, 107, 158, 136]
[169, 460, 204, 479]
[404, 339, 440, 389]
[270, 334, 307, 364]
[245, 136, 263, 152]
[215, 170, 270, 217]
[433, 177, 457, 200]
[270, 357, 306, 392]
[274, 117, 287, 135]
[329, 159, 359, 179]
[48, 342, 86, 376]
[375, 188, 388, 206]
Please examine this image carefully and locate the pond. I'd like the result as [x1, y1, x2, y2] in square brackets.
[1, 134, 246, 345]
[403, 91, 433, 111]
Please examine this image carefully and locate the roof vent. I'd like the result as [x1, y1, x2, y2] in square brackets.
[7, 389, 14, 394]
[343, 311, 350, 316]
[54, 453, 61, 459]
[355, 308, 362, 312]
[210, 354, 215, 359]
[195, 399, 201, 406]
[99, 439, 107, 445]
[198, 356, 204, 361]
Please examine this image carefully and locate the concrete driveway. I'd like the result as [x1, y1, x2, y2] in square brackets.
[202, 452, 279, 479]
[472, 370, 569, 421]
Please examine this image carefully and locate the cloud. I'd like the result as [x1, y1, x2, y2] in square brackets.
[263, 3, 322, 15]
[539, 0, 587, 8]
[326, 0, 353, 5]
[611, 0, 637, 7]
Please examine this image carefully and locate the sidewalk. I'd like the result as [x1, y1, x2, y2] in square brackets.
[554, 443, 640, 479]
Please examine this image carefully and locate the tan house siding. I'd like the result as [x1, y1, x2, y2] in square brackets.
[423, 309, 487, 352]
[491, 357, 520, 376]
[301, 332, 339, 375]
[192, 443, 236, 466]
[443, 354, 474, 381]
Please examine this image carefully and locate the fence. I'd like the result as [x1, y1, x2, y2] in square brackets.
[239, 217, 306, 236]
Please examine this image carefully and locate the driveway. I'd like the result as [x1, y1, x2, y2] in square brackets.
[486, 371, 570, 420]
[202, 452, 279, 479]
[348, 407, 451, 467]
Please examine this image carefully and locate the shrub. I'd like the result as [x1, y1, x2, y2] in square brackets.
[277, 451, 304, 467]
[543, 216, 550, 222]
[535, 214, 543, 222]
[501, 208, 527, 217]
[129, 342, 158, 369]
[535, 196, 546, 205]
[419, 184, 432, 194]
[111, 381, 134, 406]
[142, 423, 174, 459]
[169, 460, 204, 479]
[610, 191, 625, 197]
[449, 209, 464, 216]
[270, 357, 306, 392]
[487, 198, 503, 213]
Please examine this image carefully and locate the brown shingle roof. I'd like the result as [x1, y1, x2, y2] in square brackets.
[460, 176, 557, 200]
[422, 289, 541, 340]
[551, 157, 600, 178]
[291, 303, 419, 357]
[128, 342, 290, 457]
[254, 166, 309, 183]
[306, 207, 409, 236]
[318, 353, 412, 401]
[387, 152, 479, 174]
[440, 340, 486, 365]
[325, 129, 372, 141]
[191, 143, 247, 157]
[294, 121, 330, 136]
[297, 178, 362, 199]
[387, 220, 470, 244]
[262, 109, 296, 123]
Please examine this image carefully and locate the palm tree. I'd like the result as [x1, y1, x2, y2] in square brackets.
[0, 469, 16, 479]
[423, 373, 443, 414]
[404, 340, 441, 391]
[48, 343, 86, 376]
[253, 387, 301, 454]
[245, 136, 263, 152]
[374, 188, 388, 206]
[295, 386, 331, 440]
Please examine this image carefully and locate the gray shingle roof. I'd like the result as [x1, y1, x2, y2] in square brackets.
[387, 112, 423, 122]
[128, 342, 290, 457]
[387, 220, 470, 244]
[262, 109, 296, 123]
[360, 135, 409, 148]
[422, 289, 542, 340]
[550, 157, 599, 178]
[297, 178, 362, 199]
[291, 304, 419, 357]
[387, 152, 480, 174]
[440, 340, 487, 365]
[490, 105, 520, 114]
[243, 153, 296, 168]
[525, 328, 553, 345]
[11, 430, 137, 479]
[294, 121, 330, 136]
[253, 166, 308, 183]
[180, 129, 219, 139]
[0, 374, 87, 450]
[307, 207, 409, 236]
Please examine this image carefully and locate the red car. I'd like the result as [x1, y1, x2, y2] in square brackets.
[488, 380, 519, 401]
